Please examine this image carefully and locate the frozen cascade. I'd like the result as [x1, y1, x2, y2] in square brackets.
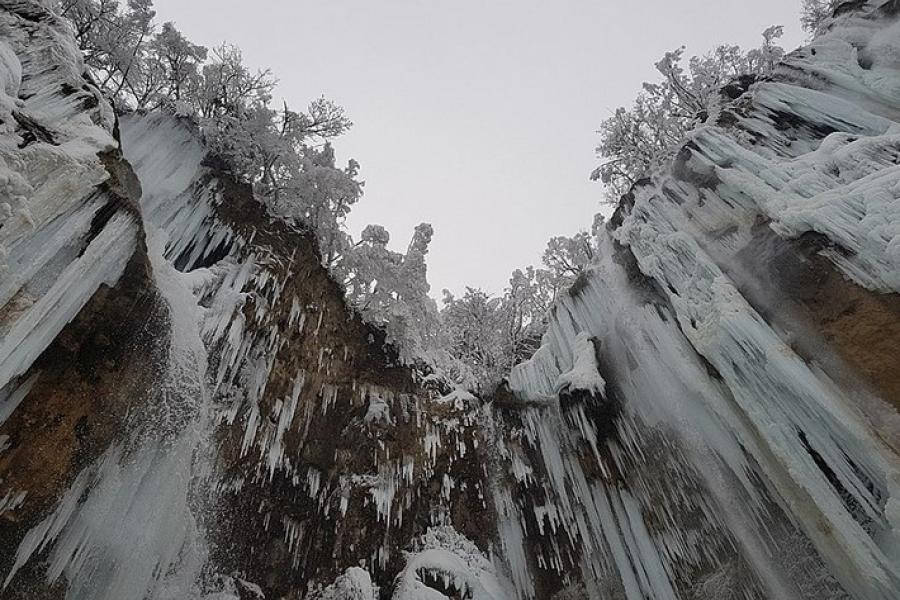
[0, 4, 219, 596]
[2, 206, 216, 599]
[0, 0, 132, 395]
[3, 0, 900, 598]
[502, 235, 886, 599]
[112, 110, 502, 597]
[495, 3, 900, 599]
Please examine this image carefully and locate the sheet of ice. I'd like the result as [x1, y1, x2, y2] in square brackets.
[0, 210, 137, 391]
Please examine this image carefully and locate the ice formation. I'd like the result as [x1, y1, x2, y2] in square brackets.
[0, 0, 127, 394]
[2, 1, 900, 599]
[496, 3, 900, 599]
[1, 6, 499, 592]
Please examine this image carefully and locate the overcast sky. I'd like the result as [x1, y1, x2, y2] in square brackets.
[153, 0, 804, 297]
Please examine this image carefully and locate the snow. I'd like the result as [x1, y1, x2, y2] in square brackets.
[393, 526, 513, 600]
[435, 387, 478, 410]
[3, 2, 900, 599]
[554, 331, 606, 396]
[309, 567, 378, 600]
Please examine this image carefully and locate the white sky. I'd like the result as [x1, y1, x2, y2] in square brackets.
[153, 0, 805, 297]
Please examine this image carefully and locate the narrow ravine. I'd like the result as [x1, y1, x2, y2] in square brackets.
[2, 1, 900, 599]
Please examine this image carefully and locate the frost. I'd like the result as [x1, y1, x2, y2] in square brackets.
[393, 527, 513, 600]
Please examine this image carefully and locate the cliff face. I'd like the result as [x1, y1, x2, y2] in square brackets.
[117, 112, 498, 599]
[0, 0, 152, 568]
[1, 3, 495, 599]
[2, 1, 900, 600]
[500, 2, 900, 599]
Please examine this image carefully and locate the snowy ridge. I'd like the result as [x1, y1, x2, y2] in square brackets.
[499, 2, 900, 599]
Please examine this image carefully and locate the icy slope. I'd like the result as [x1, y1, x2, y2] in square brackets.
[496, 2, 900, 599]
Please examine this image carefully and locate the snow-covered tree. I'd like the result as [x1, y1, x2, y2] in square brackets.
[150, 22, 206, 103]
[341, 224, 403, 313]
[56, 0, 599, 376]
[57, 1, 202, 109]
[801, 0, 842, 35]
[501, 266, 556, 362]
[57, 0, 452, 364]
[205, 102, 359, 269]
[593, 27, 785, 202]
[543, 232, 594, 281]
[194, 44, 275, 119]
[339, 223, 442, 363]
[59, 0, 360, 267]
[441, 288, 507, 391]
[58, 0, 156, 106]
[441, 229, 598, 392]
[748, 25, 786, 73]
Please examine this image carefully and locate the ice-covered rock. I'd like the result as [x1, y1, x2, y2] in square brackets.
[494, 2, 900, 599]
[3, 1, 900, 599]
[0, 0, 132, 395]
[1, 3, 499, 596]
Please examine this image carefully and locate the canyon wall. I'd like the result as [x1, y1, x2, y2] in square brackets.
[2, 1, 900, 599]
